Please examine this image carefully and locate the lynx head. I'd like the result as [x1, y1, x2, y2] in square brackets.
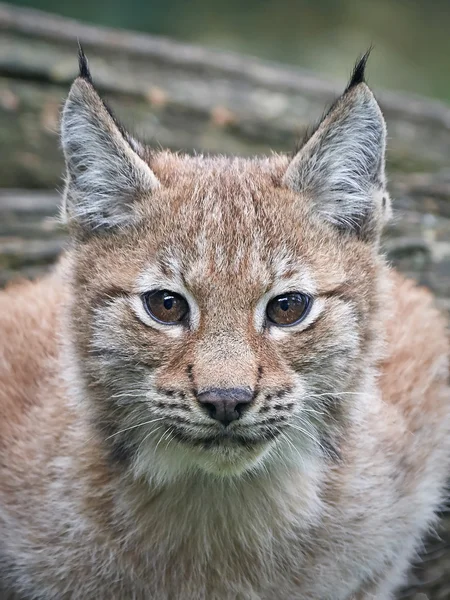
[61, 49, 390, 483]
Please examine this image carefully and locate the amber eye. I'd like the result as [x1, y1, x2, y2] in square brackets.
[142, 290, 189, 325]
[266, 293, 311, 327]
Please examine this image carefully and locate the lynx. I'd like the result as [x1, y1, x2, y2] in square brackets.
[0, 49, 449, 600]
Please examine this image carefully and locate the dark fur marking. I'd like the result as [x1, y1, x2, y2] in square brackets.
[96, 420, 133, 465]
[90, 287, 129, 311]
[168, 429, 256, 449]
[345, 48, 372, 92]
[320, 436, 342, 462]
[252, 365, 264, 401]
[259, 417, 287, 425]
[186, 364, 197, 392]
[294, 312, 327, 337]
[168, 425, 281, 448]
[77, 42, 92, 83]
[110, 440, 133, 464]
[157, 388, 188, 402]
[155, 400, 189, 410]
[165, 415, 192, 425]
[89, 348, 124, 360]
[321, 284, 354, 302]
[167, 402, 189, 410]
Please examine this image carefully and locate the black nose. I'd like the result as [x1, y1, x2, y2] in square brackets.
[197, 387, 253, 426]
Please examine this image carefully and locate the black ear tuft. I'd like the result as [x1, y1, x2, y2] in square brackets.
[345, 48, 372, 92]
[77, 41, 92, 83]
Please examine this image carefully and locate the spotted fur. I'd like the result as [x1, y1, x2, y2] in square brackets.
[0, 55, 449, 600]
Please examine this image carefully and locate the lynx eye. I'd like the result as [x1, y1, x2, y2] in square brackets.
[142, 290, 189, 325]
[266, 292, 311, 327]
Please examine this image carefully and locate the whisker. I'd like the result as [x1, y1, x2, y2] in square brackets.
[155, 427, 174, 452]
[306, 389, 387, 407]
[84, 405, 148, 443]
[110, 391, 148, 400]
[285, 433, 307, 466]
[105, 417, 166, 440]
[136, 425, 164, 454]
[299, 407, 326, 415]
[308, 391, 364, 399]
[274, 432, 306, 470]
[286, 422, 321, 447]
[164, 428, 176, 451]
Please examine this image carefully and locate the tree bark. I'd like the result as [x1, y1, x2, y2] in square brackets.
[0, 4, 449, 598]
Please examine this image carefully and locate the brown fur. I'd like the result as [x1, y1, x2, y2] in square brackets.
[0, 62, 449, 600]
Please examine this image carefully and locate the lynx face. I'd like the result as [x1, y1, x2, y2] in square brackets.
[61, 52, 390, 480]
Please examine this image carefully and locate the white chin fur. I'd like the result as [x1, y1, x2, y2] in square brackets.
[130, 423, 321, 486]
[131, 436, 273, 484]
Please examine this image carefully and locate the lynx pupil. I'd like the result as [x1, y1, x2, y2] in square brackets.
[279, 298, 289, 312]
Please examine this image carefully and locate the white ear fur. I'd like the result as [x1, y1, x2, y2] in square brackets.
[283, 82, 388, 239]
[61, 77, 159, 230]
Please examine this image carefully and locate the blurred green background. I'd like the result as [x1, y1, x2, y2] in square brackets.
[6, 0, 450, 103]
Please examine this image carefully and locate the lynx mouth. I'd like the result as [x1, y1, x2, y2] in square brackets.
[163, 423, 282, 450]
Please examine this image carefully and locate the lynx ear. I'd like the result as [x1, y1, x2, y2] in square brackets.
[283, 54, 390, 241]
[61, 48, 159, 231]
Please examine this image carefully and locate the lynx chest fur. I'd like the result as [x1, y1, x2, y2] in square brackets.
[0, 51, 449, 600]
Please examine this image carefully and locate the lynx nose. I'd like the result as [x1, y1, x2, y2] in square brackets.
[197, 387, 253, 426]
